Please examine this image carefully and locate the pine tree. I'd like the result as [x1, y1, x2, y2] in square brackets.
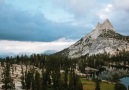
[75, 75, 83, 90]
[114, 82, 127, 90]
[64, 68, 68, 89]
[2, 59, 14, 89]
[42, 71, 48, 90]
[95, 78, 100, 90]
[34, 71, 41, 90]
[21, 65, 25, 89]
[25, 71, 33, 89]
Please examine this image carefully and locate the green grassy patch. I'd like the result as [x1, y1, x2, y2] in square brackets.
[80, 78, 114, 90]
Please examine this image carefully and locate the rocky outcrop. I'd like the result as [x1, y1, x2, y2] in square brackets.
[58, 19, 129, 58]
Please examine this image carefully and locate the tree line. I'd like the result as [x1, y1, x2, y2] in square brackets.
[0, 50, 129, 90]
[0, 54, 82, 90]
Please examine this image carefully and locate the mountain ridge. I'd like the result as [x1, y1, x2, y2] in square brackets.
[57, 19, 129, 58]
[43, 50, 57, 55]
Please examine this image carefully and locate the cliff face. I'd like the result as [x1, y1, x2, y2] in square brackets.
[58, 19, 129, 58]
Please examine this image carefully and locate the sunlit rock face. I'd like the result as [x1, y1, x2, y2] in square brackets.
[58, 19, 129, 58]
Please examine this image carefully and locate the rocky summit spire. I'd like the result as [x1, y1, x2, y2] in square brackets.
[97, 22, 101, 28]
[95, 22, 102, 30]
[95, 19, 115, 31]
[58, 19, 129, 58]
[102, 19, 114, 31]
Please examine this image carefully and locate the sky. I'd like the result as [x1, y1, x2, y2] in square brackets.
[0, 0, 129, 56]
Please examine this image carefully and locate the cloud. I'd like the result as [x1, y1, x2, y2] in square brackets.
[97, 4, 113, 20]
[67, 0, 97, 17]
[51, 0, 100, 27]
[110, 0, 129, 35]
[53, 0, 97, 17]
[0, 0, 129, 43]
[0, 2, 87, 42]
[113, 0, 129, 10]
[0, 0, 129, 57]
[96, 0, 129, 35]
[0, 38, 76, 55]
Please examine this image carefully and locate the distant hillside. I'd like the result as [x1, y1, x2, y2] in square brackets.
[43, 50, 57, 55]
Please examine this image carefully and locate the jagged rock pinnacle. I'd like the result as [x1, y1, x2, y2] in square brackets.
[95, 19, 115, 31]
[58, 19, 129, 58]
[96, 22, 101, 28]
[102, 19, 114, 30]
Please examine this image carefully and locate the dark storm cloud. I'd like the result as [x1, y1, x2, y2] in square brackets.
[0, 3, 88, 42]
[0, 0, 129, 42]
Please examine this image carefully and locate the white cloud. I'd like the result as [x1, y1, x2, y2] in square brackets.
[0, 38, 76, 55]
[105, 4, 113, 12]
[113, 0, 129, 10]
[68, 0, 96, 15]
[97, 4, 113, 20]
[52, 0, 97, 17]
[51, 0, 101, 27]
